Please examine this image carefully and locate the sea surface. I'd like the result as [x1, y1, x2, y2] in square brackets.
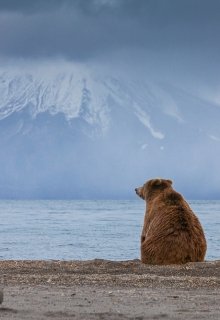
[0, 200, 219, 261]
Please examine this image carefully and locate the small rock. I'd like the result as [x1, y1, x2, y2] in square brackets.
[0, 290, 3, 304]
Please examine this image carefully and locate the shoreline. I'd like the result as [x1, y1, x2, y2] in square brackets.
[1, 259, 220, 319]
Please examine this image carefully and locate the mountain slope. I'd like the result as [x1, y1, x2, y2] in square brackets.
[0, 63, 220, 199]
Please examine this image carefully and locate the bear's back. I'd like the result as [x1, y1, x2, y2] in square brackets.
[149, 188, 200, 235]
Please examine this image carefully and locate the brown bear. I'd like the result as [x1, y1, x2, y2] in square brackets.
[135, 178, 207, 265]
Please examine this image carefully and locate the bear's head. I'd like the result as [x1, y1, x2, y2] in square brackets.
[135, 178, 172, 201]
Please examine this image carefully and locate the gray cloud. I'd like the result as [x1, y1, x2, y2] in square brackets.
[0, 0, 220, 62]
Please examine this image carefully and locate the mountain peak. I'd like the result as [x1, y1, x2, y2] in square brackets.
[0, 62, 167, 139]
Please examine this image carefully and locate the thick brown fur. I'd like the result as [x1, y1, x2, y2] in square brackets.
[135, 178, 207, 265]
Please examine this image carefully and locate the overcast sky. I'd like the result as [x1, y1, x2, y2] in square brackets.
[0, 0, 219, 59]
[0, 0, 220, 88]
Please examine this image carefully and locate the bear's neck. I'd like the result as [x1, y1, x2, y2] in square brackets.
[146, 191, 161, 203]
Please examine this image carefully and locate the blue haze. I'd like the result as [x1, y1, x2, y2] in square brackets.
[0, 200, 219, 261]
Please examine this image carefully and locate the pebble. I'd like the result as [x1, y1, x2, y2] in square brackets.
[0, 290, 3, 304]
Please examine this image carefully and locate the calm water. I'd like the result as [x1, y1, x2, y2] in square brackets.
[0, 200, 219, 260]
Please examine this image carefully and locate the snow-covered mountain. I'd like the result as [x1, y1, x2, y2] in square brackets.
[0, 63, 169, 139]
[1, 63, 220, 199]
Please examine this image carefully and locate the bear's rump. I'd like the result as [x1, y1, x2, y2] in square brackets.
[141, 231, 195, 264]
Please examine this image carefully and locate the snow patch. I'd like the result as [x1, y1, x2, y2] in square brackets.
[141, 143, 148, 150]
[155, 86, 184, 122]
[208, 134, 220, 142]
[134, 105, 165, 140]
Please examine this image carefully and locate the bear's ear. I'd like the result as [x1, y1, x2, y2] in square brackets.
[166, 179, 173, 185]
[154, 178, 162, 186]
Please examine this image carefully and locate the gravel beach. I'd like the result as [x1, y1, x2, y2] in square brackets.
[0, 259, 220, 319]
